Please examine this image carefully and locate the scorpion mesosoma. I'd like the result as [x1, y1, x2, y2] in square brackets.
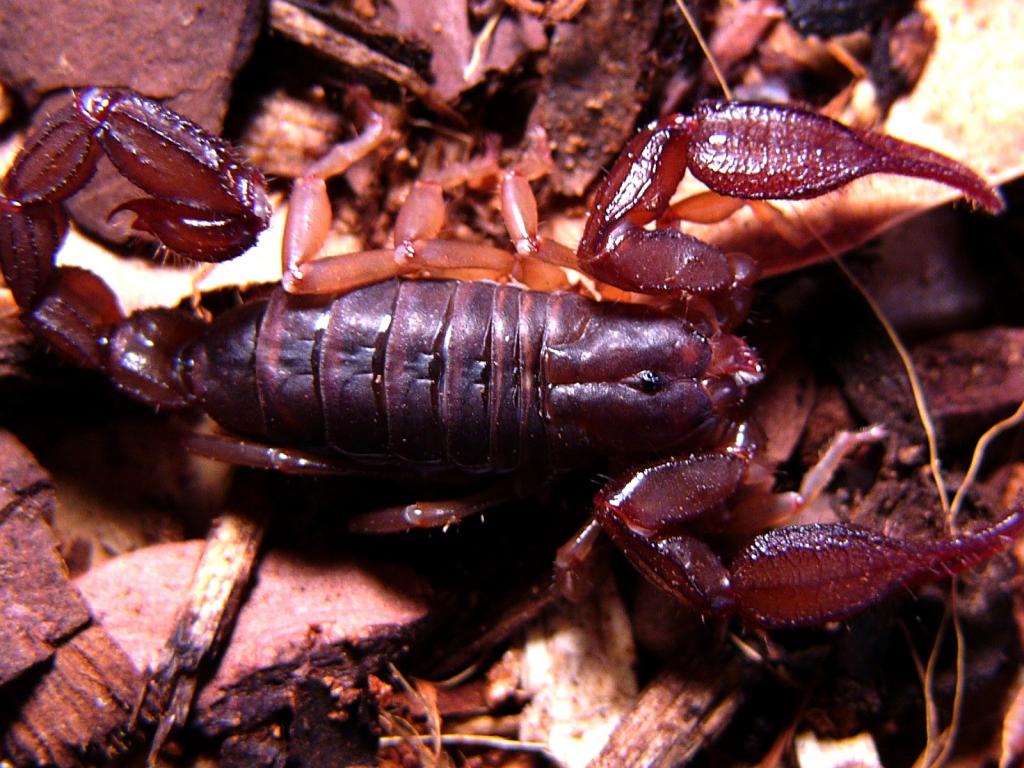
[0, 88, 1020, 629]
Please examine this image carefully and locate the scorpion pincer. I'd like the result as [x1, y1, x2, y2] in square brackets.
[0, 87, 1019, 629]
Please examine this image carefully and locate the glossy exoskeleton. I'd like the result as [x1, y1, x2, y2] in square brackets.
[0, 87, 1018, 629]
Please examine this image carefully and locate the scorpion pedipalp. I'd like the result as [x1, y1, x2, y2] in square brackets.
[595, 447, 1024, 628]
[576, 99, 1004, 321]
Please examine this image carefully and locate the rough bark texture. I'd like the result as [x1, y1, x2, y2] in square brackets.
[0, 431, 89, 687]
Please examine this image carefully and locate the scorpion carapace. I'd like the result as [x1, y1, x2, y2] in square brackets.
[0, 87, 1019, 629]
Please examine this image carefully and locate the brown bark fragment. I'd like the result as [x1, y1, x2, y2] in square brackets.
[0, 431, 90, 688]
[76, 539, 432, 759]
[913, 328, 1024, 429]
[588, 645, 748, 767]
[837, 326, 1024, 444]
[77, 542, 432, 688]
[0, 0, 263, 107]
[268, 0, 457, 121]
[1, 625, 139, 767]
[527, 0, 662, 196]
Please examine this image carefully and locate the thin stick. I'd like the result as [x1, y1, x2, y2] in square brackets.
[379, 733, 552, 754]
[673, 0, 733, 100]
[949, 400, 1024, 524]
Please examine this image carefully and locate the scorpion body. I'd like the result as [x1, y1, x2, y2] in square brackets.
[130, 278, 756, 474]
[2, 87, 1021, 629]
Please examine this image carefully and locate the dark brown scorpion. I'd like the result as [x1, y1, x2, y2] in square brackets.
[0, 88, 1019, 629]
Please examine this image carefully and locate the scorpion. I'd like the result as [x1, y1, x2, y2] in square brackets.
[0, 88, 1020, 629]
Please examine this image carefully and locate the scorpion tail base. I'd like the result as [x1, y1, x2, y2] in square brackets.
[107, 309, 206, 408]
[0, 202, 66, 308]
[25, 267, 123, 371]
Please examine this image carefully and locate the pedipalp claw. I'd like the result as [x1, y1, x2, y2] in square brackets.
[730, 508, 1024, 628]
[110, 198, 264, 262]
[687, 100, 1005, 214]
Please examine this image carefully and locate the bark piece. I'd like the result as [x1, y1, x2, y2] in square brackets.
[268, 0, 539, 105]
[912, 328, 1024, 437]
[527, 0, 662, 196]
[0, 431, 90, 688]
[588, 644, 748, 767]
[77, 540, 432, 759]
[837, 325, 1024, 444]
[0, 625, 140, 767]
[268, 0, 456, 120]
[0, 0, 262, 106]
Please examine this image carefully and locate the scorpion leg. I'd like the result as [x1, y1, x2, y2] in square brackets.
[184, 432, 367, 475]
[346, 477, 523, 534]
[594, 447, 1024, 629]
[275, 91, 517, 295]
[578, 101, 1004, 303]
[554, 518, 608, 602]
[283, 122, 575, 296]
[283, 178, 520, 295]
[281, 89, 391, 291]
[279, 109, 515, 295]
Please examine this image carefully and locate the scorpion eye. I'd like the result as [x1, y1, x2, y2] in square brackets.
[637, 369, 665, 393]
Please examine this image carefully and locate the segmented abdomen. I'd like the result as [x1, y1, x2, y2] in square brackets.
[183, 279, 557, 472]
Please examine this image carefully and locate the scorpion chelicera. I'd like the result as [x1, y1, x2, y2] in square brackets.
[0, 88, 1020, 629]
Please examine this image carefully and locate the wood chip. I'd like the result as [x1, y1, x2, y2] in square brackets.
[527, 0, 662, 196]
[588, 643, 749, 767]
[1, 625, 140, 767]
[268, 0, 458, 121]
[0, 431, 89, 688]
